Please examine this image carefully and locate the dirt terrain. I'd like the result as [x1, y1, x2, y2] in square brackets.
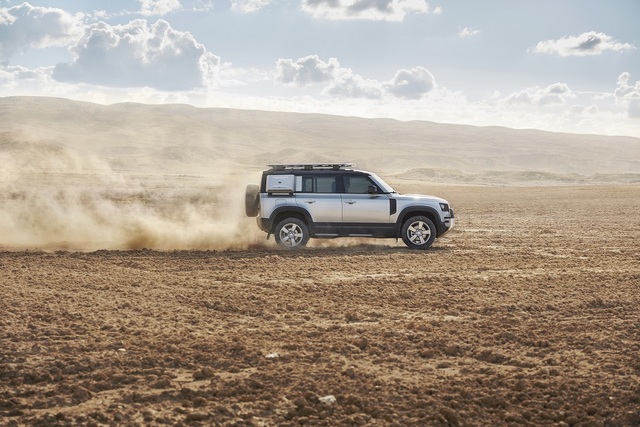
[1, 184, 639, 426]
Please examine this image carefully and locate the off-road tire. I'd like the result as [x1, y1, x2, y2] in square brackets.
[245, 184, 260, 217]
[401, 215, 436, 250]
[274, 218, 310, 249]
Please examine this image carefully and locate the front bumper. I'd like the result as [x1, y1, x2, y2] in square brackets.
[441, 208, 455, 235]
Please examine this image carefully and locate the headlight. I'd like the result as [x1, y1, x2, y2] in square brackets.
[439, 203, 450, 212]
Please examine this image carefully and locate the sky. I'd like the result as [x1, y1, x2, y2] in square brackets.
[1, 0, 639, 137]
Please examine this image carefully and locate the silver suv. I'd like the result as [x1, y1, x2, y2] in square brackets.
[245, 164, 454, 249]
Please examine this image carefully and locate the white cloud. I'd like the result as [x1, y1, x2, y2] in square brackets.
[0, 2, 83, 61]
[458, 27, 479, 38]
[138, 0, 182, 16]
[88, 1, 211, 20]
[432, 5, 442, 14]
[276, 55, 340, 86]
[505, 82, 574, 106]
[190, 1, 215, 12]
[276, 56, 435, 100]
[614, 72, 640, 118]
[324, 73, 383, 99]
[0, 64, 45, 83]
[385, 66, 435, 99]
[614, 72, 640, 99]
[52, 19, 220, 91]
[0, 64, 73, 98]
[231, 0, 272, 13]
[569, 104, 599, 115]
[532, 31, 634, 57]
[301, 0, 430, 22]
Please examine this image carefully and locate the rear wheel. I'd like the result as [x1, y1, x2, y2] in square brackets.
[274, 218, 309, 249]
[401, 216, 436, 250]
[245, 184, 260, 217]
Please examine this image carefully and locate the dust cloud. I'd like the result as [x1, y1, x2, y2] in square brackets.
[0, 132, 264, 251]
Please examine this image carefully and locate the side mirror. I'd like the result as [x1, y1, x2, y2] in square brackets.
[367, 185, 377, 194]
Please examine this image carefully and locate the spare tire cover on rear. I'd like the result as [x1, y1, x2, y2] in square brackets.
[245, 184, 260, 217]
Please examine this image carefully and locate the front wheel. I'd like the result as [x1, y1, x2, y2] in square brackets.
[401, 216, 436, 250]
[274, 218, 310, 249]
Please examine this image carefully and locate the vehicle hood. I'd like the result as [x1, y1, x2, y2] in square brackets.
[392, 193, 448, 204]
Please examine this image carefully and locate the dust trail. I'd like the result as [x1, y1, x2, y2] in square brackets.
[0, 132, 265, 251]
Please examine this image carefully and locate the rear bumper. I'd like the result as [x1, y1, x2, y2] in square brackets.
[257, 217, 270, 233]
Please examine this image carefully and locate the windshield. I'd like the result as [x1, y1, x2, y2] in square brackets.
[368, 173, 396, 194]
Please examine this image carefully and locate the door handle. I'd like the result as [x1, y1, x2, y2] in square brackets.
[305, 200, 316, 204]
[345, 201, 356, 204]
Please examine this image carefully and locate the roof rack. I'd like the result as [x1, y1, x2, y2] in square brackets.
[268, 163, 354, 171]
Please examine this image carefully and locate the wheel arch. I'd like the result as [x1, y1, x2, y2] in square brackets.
[396, 207, 441, 237]
[269, 207, 312, 233]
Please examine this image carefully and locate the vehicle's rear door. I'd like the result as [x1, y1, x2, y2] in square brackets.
[295, 174, 342, 224]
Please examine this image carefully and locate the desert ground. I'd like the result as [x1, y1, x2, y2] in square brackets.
[2, 183, 639, 427]
[1, 97, 639, 426]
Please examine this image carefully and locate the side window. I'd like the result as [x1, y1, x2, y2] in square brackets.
[301, 176, 337, 193]
[344, 175, 376, 194]
[302, 177, 314, 192]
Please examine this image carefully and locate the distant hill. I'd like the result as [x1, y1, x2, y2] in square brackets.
[1, 96, 639, 183]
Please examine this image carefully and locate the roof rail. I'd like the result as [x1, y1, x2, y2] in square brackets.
[268, 163, 354, 171]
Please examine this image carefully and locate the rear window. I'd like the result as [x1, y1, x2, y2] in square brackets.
[301, 176, 337, 193]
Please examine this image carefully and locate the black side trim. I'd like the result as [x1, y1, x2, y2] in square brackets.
[311, 222, 397, 238]
[389, 199, 397, 215]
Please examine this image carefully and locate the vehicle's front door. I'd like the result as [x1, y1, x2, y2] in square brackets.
[341, 175, 391, 224]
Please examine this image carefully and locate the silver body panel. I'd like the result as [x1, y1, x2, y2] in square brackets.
[261, 192, 452, 226]
[295, 193, 343, 223]
[342, 194, 392, 223]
